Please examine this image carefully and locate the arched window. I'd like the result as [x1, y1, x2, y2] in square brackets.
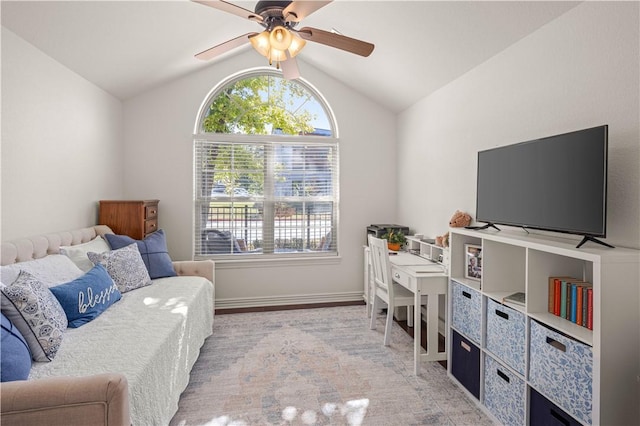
[194, 69, 338, 259]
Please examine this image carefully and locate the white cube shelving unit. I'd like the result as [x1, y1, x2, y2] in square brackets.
[447, 227, 640, 425]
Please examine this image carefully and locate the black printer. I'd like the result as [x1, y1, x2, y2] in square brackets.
[366, 224, 410, 241]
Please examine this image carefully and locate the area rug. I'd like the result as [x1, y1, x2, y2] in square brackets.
[170, 306, 493, 426]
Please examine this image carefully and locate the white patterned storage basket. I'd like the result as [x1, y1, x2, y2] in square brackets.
[451, 281, 482, 344]
[484, 354, 525, 425]
[529, 319, 593, 425]
[485, 297, 526, 375]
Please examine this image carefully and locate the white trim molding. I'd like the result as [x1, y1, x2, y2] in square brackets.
[215, 291, 364, 309]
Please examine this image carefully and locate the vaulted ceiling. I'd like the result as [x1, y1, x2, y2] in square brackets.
[1, 1, 579, 112]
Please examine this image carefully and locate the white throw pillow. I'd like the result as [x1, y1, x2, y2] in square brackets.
[0, 254, 83, 288]
[60, 235, 111, 272]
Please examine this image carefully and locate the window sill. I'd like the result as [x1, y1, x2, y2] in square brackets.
[197, 254, 342, 269]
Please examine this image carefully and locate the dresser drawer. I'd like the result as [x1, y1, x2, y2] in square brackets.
[486, 298, 526, 375]
[484, 354, 525, 426]
[529, 320, 592, 425]
[451, 281, 482, 344]
[145, 204, 158, 219]
[391, 267, 411, 289]
[145, 219, 158, 235]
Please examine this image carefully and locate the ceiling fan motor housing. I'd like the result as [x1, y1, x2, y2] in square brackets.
[255, 1, 297, 29]
[255, 1, 292, 16]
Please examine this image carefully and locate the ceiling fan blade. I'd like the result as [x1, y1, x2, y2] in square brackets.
[280, 56, 300, 80]
[298, 27, 374, 57]
[283, 1, 332, 23]
[195, 32, 257, 61]
[191, 0, 263, 23]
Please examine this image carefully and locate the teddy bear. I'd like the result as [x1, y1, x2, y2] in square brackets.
[435, 210, 472, 247]
[449, 210, 472, 228]
[435, 232, 449, 248]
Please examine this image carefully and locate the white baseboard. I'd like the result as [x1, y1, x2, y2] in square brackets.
[215, 291, 364, 309]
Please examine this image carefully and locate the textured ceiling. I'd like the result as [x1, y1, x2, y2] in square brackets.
[1, 1, 579, 112]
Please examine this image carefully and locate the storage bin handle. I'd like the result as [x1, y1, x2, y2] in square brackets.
[495, 309, 509, 320]
[546, 336, 567, 352]
[496, 369, 510, 383]
[550, 408, 570, 426]
[462, 290, 471, 299]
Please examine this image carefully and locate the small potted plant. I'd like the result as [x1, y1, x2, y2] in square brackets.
[381, 230, 406, 251]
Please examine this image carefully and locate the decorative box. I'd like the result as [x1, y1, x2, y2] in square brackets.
[530, 387, 582, 426]
[451, 281, 482, 344]
[451, 329, 480, 399]
[484, 354, 525, 426]
[529, 319, 592, 425]
[485, 297, 526, 375]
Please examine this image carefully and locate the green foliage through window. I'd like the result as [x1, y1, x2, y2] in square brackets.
[202, 75, 320, 136]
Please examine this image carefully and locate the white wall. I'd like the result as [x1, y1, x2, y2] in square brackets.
[398, 1, 640, 250]
[1, 27, 123, 242]
[122, 51, 397, 305]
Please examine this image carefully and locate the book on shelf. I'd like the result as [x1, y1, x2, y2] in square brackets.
[547, 275, 593, 330]
[587, 288, 594, 330]
[570, 283, 578, 323]
[560, 279, 569, 319]
[550, 277, 571, 316]
[576, 285, 583, 325]
[503, 291, 526, 306]
[571, 280, 591, 326]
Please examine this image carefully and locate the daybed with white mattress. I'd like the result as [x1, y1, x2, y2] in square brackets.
[0, 225, 215, 426]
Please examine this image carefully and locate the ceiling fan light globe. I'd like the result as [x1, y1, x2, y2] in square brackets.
[269, 26, 293, 50]
[249, 31, 271, 57]
[268, 47, 287, 63]
[287, 32, 306, 58]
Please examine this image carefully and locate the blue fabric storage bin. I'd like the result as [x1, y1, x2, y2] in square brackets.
[529, 319, 592, 425]
[451, 329, 481, 399]
[451, 281, 482, 344]
[530, 386, 582, 426]
[485, 297, 526, 375]
[484, 354, 525, 426]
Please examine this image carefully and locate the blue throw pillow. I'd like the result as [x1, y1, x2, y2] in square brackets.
[105, 229, 177, 279]
[50, 264, 122, 328]
[1, 313, 32, 381]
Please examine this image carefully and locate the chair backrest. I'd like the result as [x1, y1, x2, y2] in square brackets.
[368, 235, 394, 303]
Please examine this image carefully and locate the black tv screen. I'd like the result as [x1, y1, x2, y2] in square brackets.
[476, 125, 608, 238]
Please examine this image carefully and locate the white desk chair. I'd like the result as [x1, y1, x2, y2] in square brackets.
[368, 235, 429, 346]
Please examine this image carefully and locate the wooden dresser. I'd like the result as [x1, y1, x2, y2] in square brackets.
[99, 200, 159, 239]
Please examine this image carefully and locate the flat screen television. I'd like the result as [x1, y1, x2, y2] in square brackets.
[474, 125, 610, 248]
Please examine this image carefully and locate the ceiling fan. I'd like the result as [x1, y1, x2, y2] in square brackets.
[192, 0, 375, 80]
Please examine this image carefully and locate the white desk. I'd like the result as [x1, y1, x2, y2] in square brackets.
[364, 248, 448, 375]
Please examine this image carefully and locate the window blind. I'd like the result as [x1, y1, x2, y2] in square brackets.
[194, 138, 338, 259]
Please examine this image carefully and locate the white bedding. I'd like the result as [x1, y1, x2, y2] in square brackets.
[29, 275, 214, 425]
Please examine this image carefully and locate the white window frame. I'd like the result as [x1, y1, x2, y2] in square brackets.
[193, 68, 339, 263]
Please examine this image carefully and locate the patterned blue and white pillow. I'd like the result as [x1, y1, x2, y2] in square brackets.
[50, 264, 122, 328]
[88, 243, 152, 293]
[0, 271, 68, 362]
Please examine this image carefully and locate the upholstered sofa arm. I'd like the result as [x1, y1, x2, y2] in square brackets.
[172, 260, 215, 284]
[0, 373, 130, 426]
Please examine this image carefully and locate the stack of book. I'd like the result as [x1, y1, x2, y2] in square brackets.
[548, 276, 593, 330]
